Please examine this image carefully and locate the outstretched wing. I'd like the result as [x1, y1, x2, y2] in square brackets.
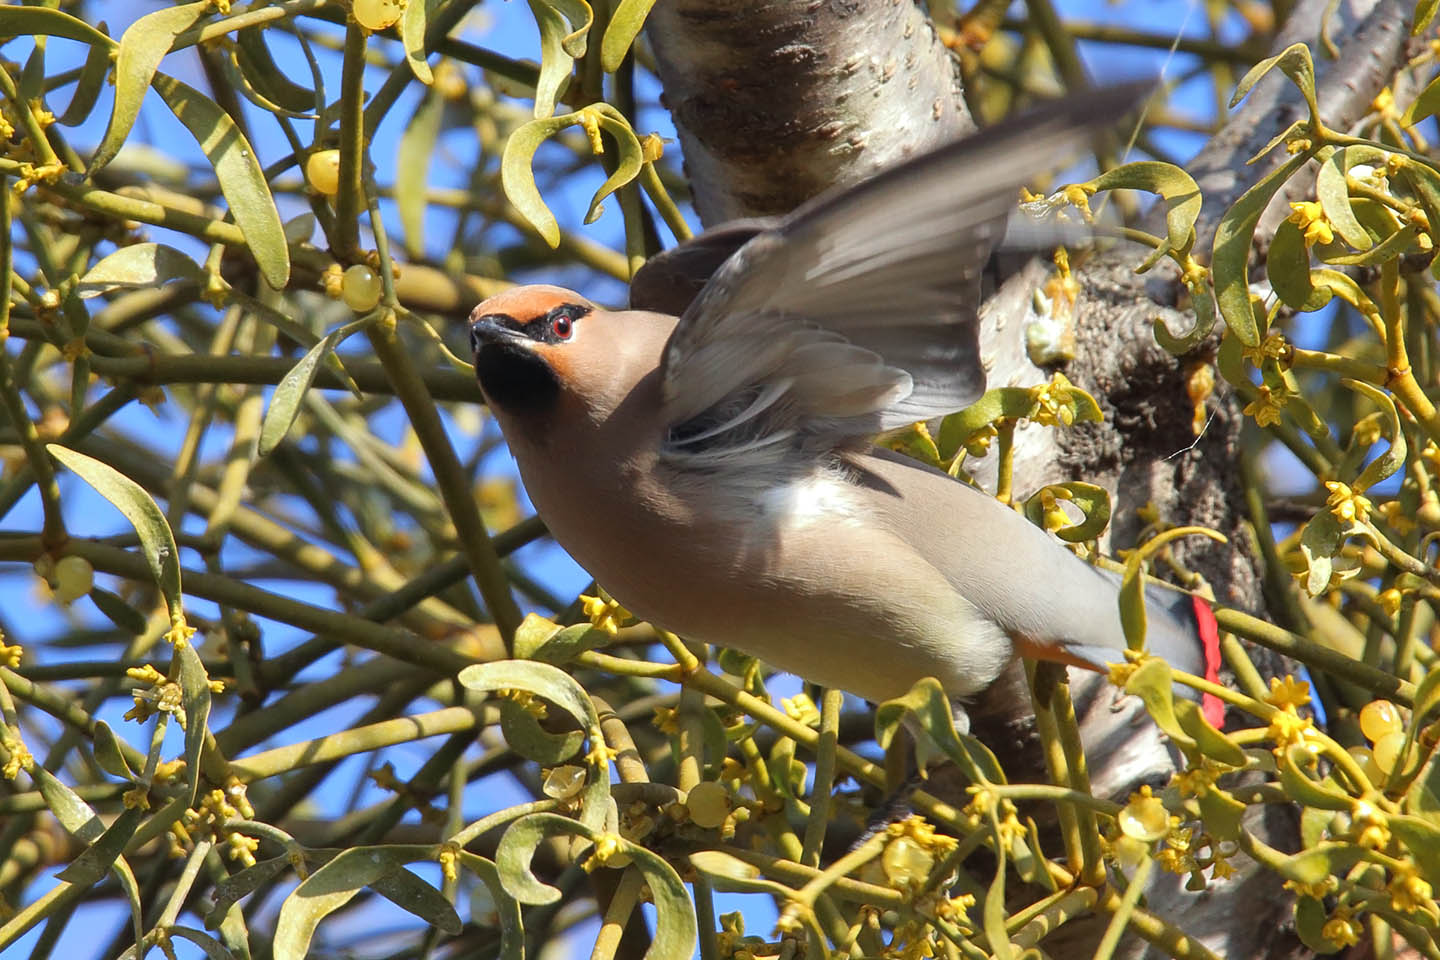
[656, 85, 1146, 468]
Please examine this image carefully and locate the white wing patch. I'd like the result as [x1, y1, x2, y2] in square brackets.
[761, 470, 865, 529]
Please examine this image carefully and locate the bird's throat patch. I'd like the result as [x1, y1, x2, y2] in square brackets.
[475, 341, 560, 416]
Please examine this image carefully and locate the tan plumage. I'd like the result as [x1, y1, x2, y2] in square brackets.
[469, 88, 1222, 728]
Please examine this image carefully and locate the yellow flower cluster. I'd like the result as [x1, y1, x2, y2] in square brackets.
[580, 591, 632, 637]
[1323, 481, 1373, 524]
[1287, 200, 1335, 246]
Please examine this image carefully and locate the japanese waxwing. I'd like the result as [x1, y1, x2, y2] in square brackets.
[468, 87, 1224, 731]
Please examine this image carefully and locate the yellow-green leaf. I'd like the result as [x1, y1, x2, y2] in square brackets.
[47, 445, 182, 621]
[585, 107, 644, 224]
[259, 319, 366, 456]
[402, 0, 435, 84]
[92, 1, 212, 172]
[1230, 42, 1318, 121]
[600, 0, 658, 72]
[501, 115, 577, 246]
[1088, 161, 1200, 260]
[1212, 151, 1312, 346]
[235, 26, 318, 115]
[397, 89, 446, 258]
[151, 72, 290, 289]
[1021, 482, 1111, 543]
[77, 243, 205, 299]
[274, 845, 434, 959]
[58, 33, 113, 127]
[0, 6, 115, 50]
[176, 642, 212, 806]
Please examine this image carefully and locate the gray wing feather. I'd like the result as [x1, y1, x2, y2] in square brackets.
[657, 86, 1148, 464]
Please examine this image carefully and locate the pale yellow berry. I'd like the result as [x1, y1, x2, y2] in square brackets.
[341, 264, 382, 312]
[685, 781, 731, 829]
[1371, 730, 1407, 775]
[881, 835, 934, 887]
[353, 0, 404, 30]
[1117, 792, 1170, 842]
[1359, 699, 1402, 741]
[541, 765, 586, 801]
[305, 149, 340, 196]
[52, 555, 94, 604]
[1346, 745, 1382, 783]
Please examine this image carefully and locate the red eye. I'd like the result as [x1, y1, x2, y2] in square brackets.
[552, 315, 573, 339]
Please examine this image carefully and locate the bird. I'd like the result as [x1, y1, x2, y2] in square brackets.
[467, 87, 1223, 732]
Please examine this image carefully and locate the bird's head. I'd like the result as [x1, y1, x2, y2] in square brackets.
[468, 284, 600, 420]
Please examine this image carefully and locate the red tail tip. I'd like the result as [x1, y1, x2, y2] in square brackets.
[1192, 596, 1225, 728]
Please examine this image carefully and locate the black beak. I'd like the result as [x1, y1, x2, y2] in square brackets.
[468, 312, 525, 356]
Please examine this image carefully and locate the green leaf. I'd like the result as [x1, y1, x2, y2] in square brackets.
[1195, 786, 1248, 842]
[1021, 482, 1111, 543]
[207, 856, 294, 927]
[1276, 745, 1354, 811]
[92, 721, 137, 782]
[1230, 42, 1318, 121]
[402, 0, 435, 84]
[497, 698, 585, 764]
[688, 850, 791, 898]
[274, 846, 434, 959]
[496, 812, 696, 959]
[220, 36, 316, 120]
[1174, 698, 1246, 767]
[875, 677, 1006, 786]
[0, 6, 115, 49]
[495, 813, 585, 904]
[77, 243, 206, 299]
[1343, 379, 1407, 494]
[1268, 219, 1333, 312]
[1315, 149, 1376, 250]
[370, 867, 463, 935]
[1389, 815, 1440, 884]
[235, 26, 318, 115]
[57, 807, 145, 886]
[1122, 659, 1198, 751]
[151, 72, 290, 289]
[397, 90, 446, 259]
[1088, 161, 1200, 261]
[92, 1, 212, 173]
[1154, 279, 1217, 355]
[177, 643, 212, 806]
[1275, 842, 1365, 886]
[459, 854, 525, 960]
[527, 0, 592, 118]
[1415, 0, 1440, 36]
[585, 107, 644, 224]
[1212, 151, 1312, 346]
[259, 320, 366, 456]
[1294, 896, 1343, 954]
[168, 926, 235, 960]
[936, 386, 1051, 461]
[89, 586, 150, 636]
[601, 0, 657, 72]
[34, 767, 106, 840]
[458, 660, 609, 831]
[513, 614, 608, 664]
[501, 115, 576, 246]
[47, 445, 183, 620]
[58, 34, 113, 127]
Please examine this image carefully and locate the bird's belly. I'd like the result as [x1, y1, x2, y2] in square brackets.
[545, 482, 1016, 704]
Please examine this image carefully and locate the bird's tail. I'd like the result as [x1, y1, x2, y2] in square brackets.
[1062, 576, 1225, 728]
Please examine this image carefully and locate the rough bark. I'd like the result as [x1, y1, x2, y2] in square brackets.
[646, 0, 973, 224]
[646, 1, 1416, 957]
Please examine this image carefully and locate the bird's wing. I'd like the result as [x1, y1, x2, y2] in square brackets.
[628, 219, 775, 316]
[656, 86, 1145, 467]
